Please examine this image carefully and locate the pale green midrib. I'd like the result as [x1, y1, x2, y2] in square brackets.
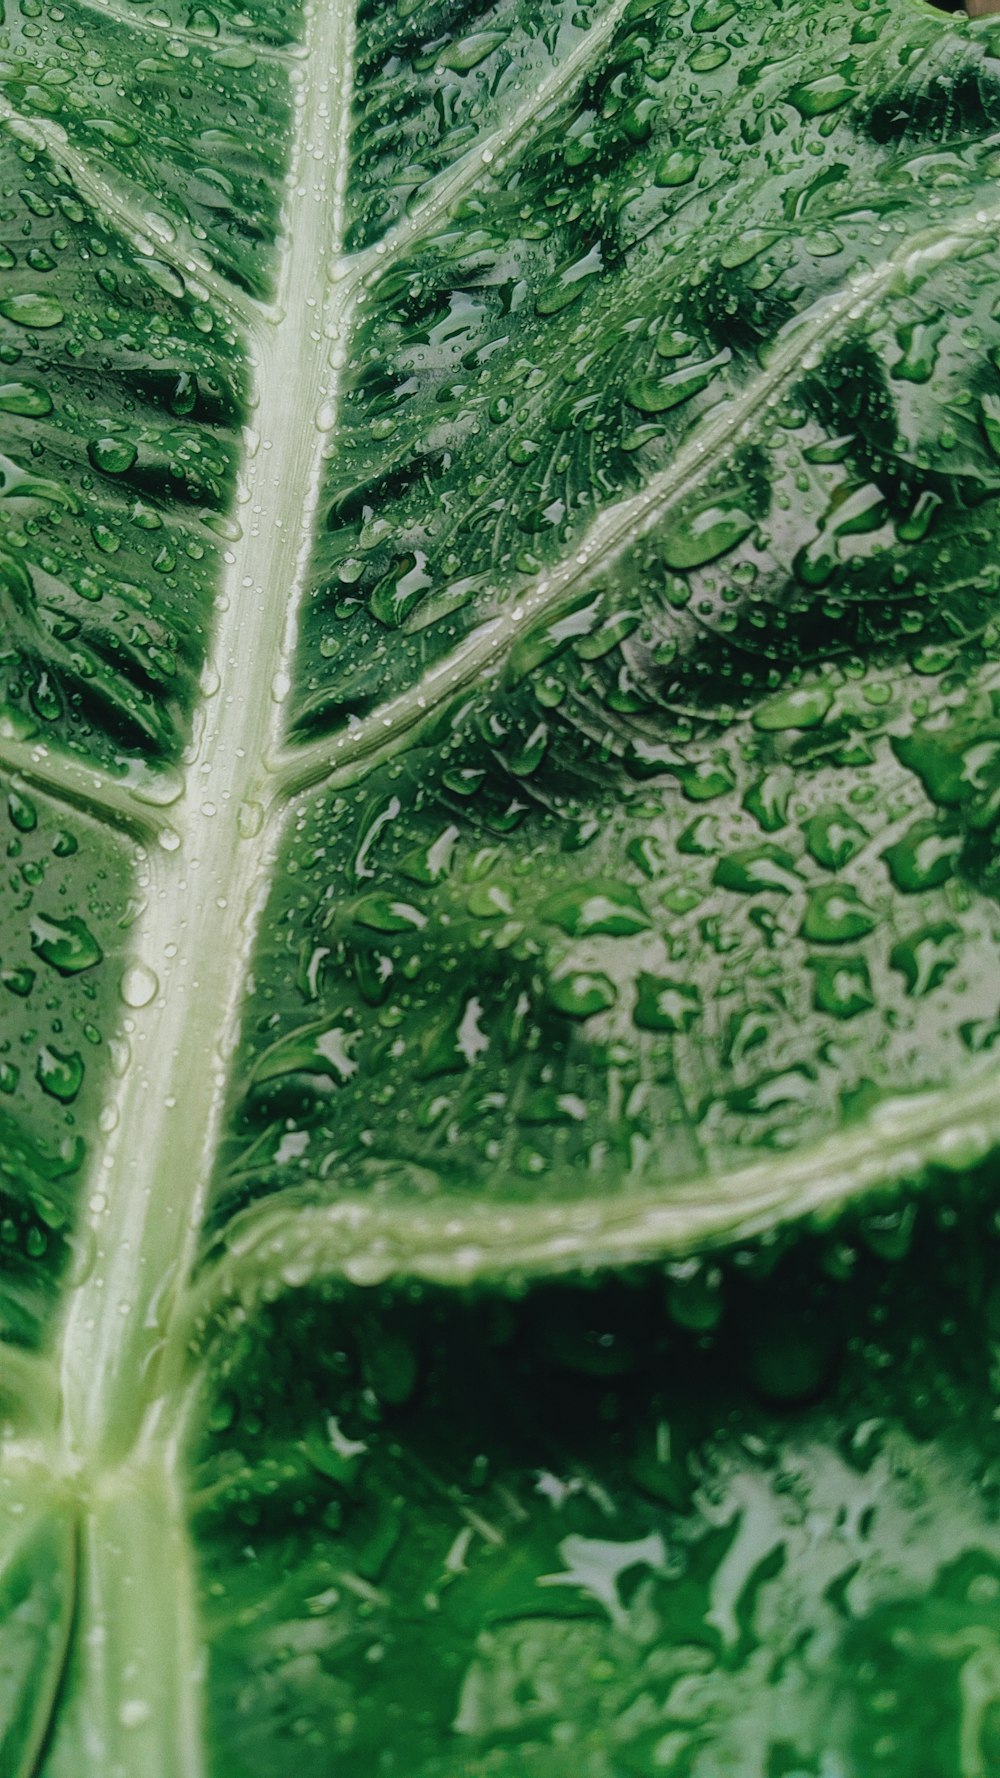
[274, 197, 1000, 800]
[0, 97, 260, 328]
[24, 5, 356, 1773]
[190, 1052, 1000, 1312]
[0, 15, 643, 1759]
[54, 1, 357, 1458]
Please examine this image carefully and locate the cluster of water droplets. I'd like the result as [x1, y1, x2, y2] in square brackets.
[194, 1182, 1000, 1777]
[0, 773, 128, 1342]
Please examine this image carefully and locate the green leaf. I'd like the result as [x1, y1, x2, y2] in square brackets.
[3, 0, 1000, 1768]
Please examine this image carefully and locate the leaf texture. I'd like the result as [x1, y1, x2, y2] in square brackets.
[1, 0, 1000, 1769]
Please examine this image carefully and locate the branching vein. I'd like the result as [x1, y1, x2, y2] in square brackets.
[276, 194, 1000, 796]
[188, 1049, 1000, 1316]
[0, 100, 261, 328]
[349, 0, 633, 287]
[0, 735, 174, 839]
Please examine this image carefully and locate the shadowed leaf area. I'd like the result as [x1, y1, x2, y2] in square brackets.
[195, 1178, 1000, 1778]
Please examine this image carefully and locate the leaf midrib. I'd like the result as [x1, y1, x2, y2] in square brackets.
[4, 3, 357, 1766]
[52, 0, 359, 1467]
[6, 5, 648, 1748]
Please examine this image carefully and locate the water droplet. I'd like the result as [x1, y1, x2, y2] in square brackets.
[659, 500, 754, 570]
[548, 970, 617, 1018]
[36, 1044, 84, 1102]
[720, 228, 782, 271]
[898, 489, 941, 543]
[804, 806, 866, 870]
[354, 895, 427, 933]
[0, 293, 64, 328]
[238, 800, 264, 839]
[890, 921, 961, 996]
[88, 436, 138, 476]
[788, 71, 857, 117]
[634, 973, 701, 1032]
[1, 965, 34, 997]
[893, 316, 946, 384]
[438, 27, 508, 71]
[120, 962, 158, 1008]
[626, 350, 728, 416]
[691, 0, 736, 28]
[30, 673, 62, 724]
[743, 772, 791, 833]
[169, 372, 199, 416]
[506, 722, 549, 776]
[7, 788, 37, 831]
[0, 379, 53, 416]
[30, 911, 103, 974]
[882, 819, 960, 892]
[753, 683, 832, 732]
[714, 845, 801, 895]
[807, 954, 873, 1018]
[539, 879, 649, 937]
[801, 883, 877, 943]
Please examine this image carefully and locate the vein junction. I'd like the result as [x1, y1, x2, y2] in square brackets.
[43, 0, 636, 1463]
[3, 0, 996, 1453]
[0, 26, 638, 1758]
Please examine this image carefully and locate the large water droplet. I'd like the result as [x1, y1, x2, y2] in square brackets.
[438, 27, 508, 70]
[807, 955, 873, 1018]
[30, 912, 103, 974]
[88, 436, 138, 476]
[36, 1044, 84, 1102]
[0, 293, 64, 328]
[120, 962, 159, 1008]
[801, 884, 877, 943]
[634, 973, 701, 1032]
[714, 845, 800, 895]
[788, 71, 857, 117]
[0, 379, 53, 416]
[659, 501, 754, 570]
[548, 970, 617, 1018]
[539, 879, 649, 938]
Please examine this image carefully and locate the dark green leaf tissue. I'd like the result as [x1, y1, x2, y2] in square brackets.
[2, 0, 1000, 1769]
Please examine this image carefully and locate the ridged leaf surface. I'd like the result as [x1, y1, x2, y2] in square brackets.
[2, 0, 1000, 1770]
